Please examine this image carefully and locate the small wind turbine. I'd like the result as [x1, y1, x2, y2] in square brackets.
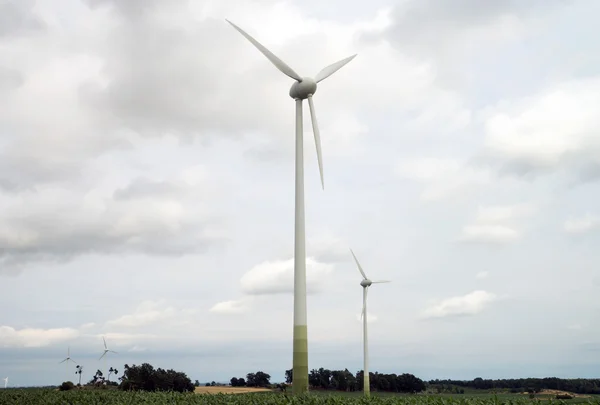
[59, 346, 77, 380]
[3, 377, 7, 389]
[99, 336, 118, 377]
[350, 249, 391, 397]
[227, 19, 356, 395]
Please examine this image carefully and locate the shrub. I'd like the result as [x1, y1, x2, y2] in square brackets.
[59, 381, 75, 391]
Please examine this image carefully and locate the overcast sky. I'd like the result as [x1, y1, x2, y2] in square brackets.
[1, 0, 600, 387]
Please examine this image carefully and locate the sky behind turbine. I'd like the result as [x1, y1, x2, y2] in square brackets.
[1, 0, 599, 386]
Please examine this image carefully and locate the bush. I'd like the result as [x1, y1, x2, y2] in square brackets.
[59, 381, 76, 391]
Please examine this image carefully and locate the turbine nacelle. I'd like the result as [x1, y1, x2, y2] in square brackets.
[289, 77, 317, 100]
[360, 279, 372, 288]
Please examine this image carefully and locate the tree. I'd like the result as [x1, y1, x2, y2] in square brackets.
[194, 380, 200, 387]
[107, 367, 119, 383]
[246, 371, 271, 387]
[75, 365, 83, 386]
[285, 369, 293, 384]
[119, 363, 194, 392]
[230, 377, 246, 387]
[88, 370, 105, 387]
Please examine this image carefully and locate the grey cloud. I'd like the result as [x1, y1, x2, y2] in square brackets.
[83, 0, 162, 18]
[379, 0, 558, 55]
[0, 178, 227, 271]
[0, 66, 23, 92]
[113, 178, 184, 200]
[0, 0, 45, 38]
[81, 9, 292, 142]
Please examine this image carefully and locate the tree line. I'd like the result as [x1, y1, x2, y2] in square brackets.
[228, 368, 426, 393]
[62, 363, 196, 393]
[429, 377, 600, 395]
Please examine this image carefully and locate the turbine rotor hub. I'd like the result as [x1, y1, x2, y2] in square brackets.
[289, 77, 317, 100]
[360, 279, 372, 287]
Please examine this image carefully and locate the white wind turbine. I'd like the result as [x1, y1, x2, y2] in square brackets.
[226, 19, 357, 395]
[59, 346, 77, 381]
[3, 377, 7, 389]
[99, 336, 118, 377]
[350, 249, 391, 397]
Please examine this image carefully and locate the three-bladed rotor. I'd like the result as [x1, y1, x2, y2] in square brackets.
[350, 249, 391, 319]
[59, 345, 77, 364]
[226, 19, 356, 190]
[99, 336, 118, 360]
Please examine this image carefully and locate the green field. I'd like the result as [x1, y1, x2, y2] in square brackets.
[0, 389, 599, 405]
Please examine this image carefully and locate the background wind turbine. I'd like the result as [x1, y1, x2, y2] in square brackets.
[59, 346, 77, 381]
[227, 19, 356, 395]
[3, 377, 7, 389]
[350, 249, 391, 397]
[99, 336, 118, 377]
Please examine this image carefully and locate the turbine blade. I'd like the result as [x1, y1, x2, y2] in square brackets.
[350, 249, 368, 280]
[59, 359, 67, 364]
[371, 280, 391, 284]
[99, 352, 106, 360]
[314, 54, 357, 83]
[307, 95, 324, 190]
[109, 350, 118, 354]
[103, 336, 107, 349]
[225, 19, 302, 82]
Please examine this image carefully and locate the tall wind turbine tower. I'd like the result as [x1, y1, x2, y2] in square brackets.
[3, 377, 7, 389]
[227, 20, 357, 394]
[350, 249, 391, 397]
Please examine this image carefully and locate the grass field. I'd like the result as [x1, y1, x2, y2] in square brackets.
[0, 388, 599, 405]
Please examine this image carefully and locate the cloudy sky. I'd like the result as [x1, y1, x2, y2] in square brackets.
[1, 0, 600, 387]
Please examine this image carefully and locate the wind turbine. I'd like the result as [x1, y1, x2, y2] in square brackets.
[226, 19, 356, 395]
[350, 249, 391, 397]
[59, 346, 77, 381]
[3, 377, 7, 389]
[99, 336, 117, 377]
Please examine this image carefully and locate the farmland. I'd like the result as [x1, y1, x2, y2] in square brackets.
[0, 388, 599, 405]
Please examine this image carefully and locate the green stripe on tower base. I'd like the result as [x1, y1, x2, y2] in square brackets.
[292, 325, 308, 395]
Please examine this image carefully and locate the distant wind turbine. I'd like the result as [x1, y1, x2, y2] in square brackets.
[350, 249, 391, 397]
[3, 377, 7, 389]
[99, 336, 118, 377]
[59, 346, 77, 380]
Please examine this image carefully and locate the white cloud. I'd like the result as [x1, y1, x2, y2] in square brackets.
[0, 326, 79, 348]
[460, 225, 520, 244]
[483, 77, 600, 179]
[240, 257, 334, 295]
[395, 158, 493, 201]
[209, 300, 248, 315]
[421, 290, 497, 319]
[475, 271, 489, 280]
[459, 203, 536, 244]
[564, 213, 600, 234]
[105, 300, 176, 329]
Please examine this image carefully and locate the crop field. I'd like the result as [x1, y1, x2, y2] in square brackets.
[0, 389, 599, 405]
